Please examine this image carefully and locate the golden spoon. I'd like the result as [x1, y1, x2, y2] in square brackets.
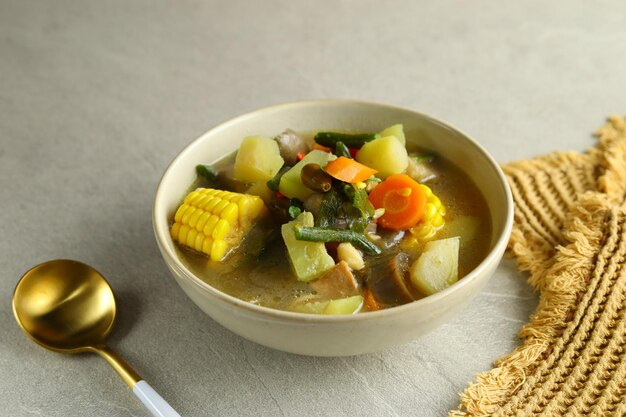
[12, 259, 181, 417]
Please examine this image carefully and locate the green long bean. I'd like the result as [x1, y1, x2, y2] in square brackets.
[294, 226, 382, 255]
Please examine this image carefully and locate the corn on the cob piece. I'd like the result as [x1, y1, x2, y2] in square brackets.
[408, 184, 446, 241]
[171, 188, 266, 261]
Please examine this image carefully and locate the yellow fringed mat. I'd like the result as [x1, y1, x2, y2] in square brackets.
[450, 115, 626, 416]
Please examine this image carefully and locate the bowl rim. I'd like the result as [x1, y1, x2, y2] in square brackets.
[153, 98, 514, 323]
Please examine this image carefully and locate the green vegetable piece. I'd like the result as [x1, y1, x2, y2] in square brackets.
[334, 141, 352, 158]
[195, 164, 218, 183]
[316, 189, 343, 228]
[281, 212, 335, 282]
[279, 150, 336, 201]
[287, 199, 303, 220]
[234, 136, 285, 183]
[379, 124, 406, 146]
[267, 165, 290, 192]
[294, 226, 382, 256]
[341, 185, 375, 233]
[314, 132, 380, 148]
[323, 295, 364, 315]
[410, 237, 460, 295]
[356, 136, 408, 178]
[288, 206, 302, 219]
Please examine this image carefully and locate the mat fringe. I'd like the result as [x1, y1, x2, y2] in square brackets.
[449, 115, 626, 416]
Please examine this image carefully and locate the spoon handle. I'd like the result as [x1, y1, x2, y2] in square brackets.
[96, 346, 181, 417]
[133, 380, 182, 417]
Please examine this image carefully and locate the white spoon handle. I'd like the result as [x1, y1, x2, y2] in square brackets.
[133, 380, 182, 417]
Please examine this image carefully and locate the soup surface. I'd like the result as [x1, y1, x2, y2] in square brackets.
[172, 128, 492, 314]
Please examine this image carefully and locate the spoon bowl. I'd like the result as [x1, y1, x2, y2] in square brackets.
[13, 260, 115, 352]
[13, 259, 181, 417]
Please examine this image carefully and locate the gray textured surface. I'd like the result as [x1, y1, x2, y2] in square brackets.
[1, 1, 625, 416]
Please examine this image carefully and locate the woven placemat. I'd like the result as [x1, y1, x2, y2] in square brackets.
[450, 116, 626, 416]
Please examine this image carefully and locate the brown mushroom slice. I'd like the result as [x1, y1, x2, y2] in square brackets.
[364, 252, 415, 306]
[310, 261, 360, 299]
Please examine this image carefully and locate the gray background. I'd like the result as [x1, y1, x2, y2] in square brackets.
[1, 1, 624, 416]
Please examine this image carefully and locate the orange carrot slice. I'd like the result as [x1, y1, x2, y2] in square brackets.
[324, 156, 378, 183]
[363, 288, 382, 311]
[368, 174, 427, 231]
[312, 143, 332, 153]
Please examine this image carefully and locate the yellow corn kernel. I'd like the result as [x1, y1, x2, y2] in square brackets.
[424, 203, 437, 220]
[204, 197, 220, 212]
[186, 228, 198, 248]
[212, 218, 230, 239]
[202, 215, 219, 236]
[195, 211, 211, 231]
[193, 195, 209, 209]
[178, 224, 191, 245]
[220, 203, 239, 224]
[409, 185, 446, 242]
[188, 208, 203, 228]
[212, 199, 230, 215]
[202, 237, 213, 254]
[174, 204, 188, 223]
[420, 183, 433, 198]
[181, 206, 197, 224]
[194, 233, 205, 252]
[171, 187, 267, 261]
[210, 240, 227, 261]
[431, 213, 444, 228]
[171, 222, 181, 240]
[184, 190, 201, 204]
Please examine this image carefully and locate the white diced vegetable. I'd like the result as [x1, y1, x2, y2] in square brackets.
[409, 237, 460, 295]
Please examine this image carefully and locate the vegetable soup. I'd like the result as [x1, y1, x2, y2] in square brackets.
[171, 126, 491, 314]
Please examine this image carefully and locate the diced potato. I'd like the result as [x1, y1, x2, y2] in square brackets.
[323, 295, 364, 315]
[279, 150, 336, 200]
[245, 181, 273, 203]
[410, 237, 460, 295]
[379, 124, 405, 146]
[234, 136, 284, 183]
[281, 212, 335, 282]
[356, 136, 408, 178]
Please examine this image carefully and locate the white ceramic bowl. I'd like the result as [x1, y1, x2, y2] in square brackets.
[153, 99, 513, 356]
